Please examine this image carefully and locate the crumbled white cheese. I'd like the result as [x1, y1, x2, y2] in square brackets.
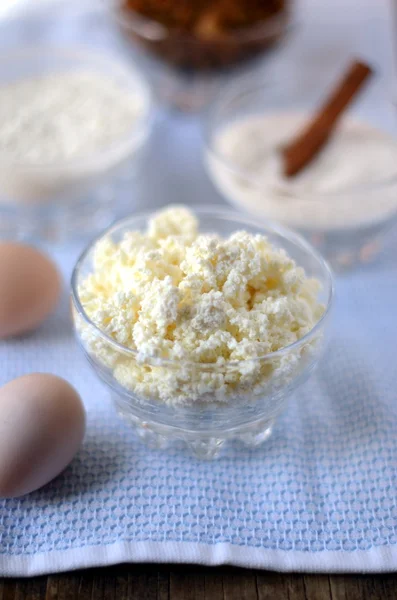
[77, 206, 324, 404]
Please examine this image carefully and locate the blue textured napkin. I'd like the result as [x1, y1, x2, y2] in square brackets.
[0, 242, 397, 576]
[1, 0, 397, 577]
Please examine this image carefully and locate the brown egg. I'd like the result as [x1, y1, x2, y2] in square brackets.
[0, 373, 86, 498]
[0, 242, 61, 339]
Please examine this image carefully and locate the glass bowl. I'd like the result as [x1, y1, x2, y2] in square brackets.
[204, 76, 397, 271]
[71, 207, 333, 459]
[106, 0, 292, 111]
[0, 46, 153, 242]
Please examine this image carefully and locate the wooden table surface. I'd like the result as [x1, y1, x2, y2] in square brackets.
[1, 565, 396, 599]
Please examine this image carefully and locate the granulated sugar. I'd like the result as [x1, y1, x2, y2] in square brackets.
[207, 112, 397, 231]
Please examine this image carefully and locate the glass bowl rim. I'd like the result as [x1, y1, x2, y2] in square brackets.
[71, 205, 334, 369]
[203, 74, 397, 196]
[0, 44, 153, 171]
[104, 0, 291, 44]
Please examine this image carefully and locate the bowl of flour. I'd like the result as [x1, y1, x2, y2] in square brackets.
[204, 77, 397, 270]
[0, 46, 152, 241]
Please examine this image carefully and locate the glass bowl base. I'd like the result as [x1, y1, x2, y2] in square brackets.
[113, 394, 275, 460]
[0, 157, 145, 242]
[0, 197, 116, 243]
[303, 220, 396, 272]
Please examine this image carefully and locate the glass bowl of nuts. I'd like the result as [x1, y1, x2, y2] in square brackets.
[71, 206, 333, 459]
[106, 0, 293, 111]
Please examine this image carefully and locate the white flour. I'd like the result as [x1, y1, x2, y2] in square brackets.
[207, 113, 397, 231]
[0, 70, 149, 204]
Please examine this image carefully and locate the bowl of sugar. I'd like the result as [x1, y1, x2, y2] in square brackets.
[204, 74, 397, 270]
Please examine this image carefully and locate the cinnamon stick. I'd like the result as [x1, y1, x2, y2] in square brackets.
[282, 59, 373, 177]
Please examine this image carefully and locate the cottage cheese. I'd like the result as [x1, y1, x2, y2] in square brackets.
[77, 206, 324, 404]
